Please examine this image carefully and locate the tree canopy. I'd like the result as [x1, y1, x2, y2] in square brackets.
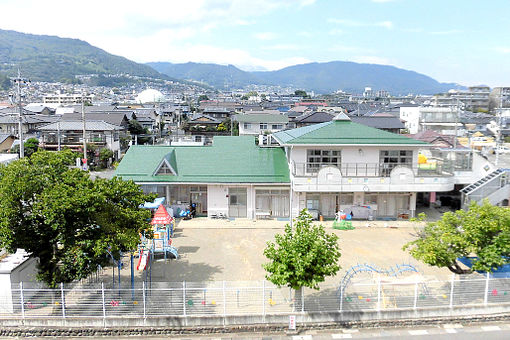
[403, 201, 510, 274]
[0, 150, 154, 287]
[263, 209, 341, 290]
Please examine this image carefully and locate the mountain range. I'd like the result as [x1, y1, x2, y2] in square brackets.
[148, 61, 463, 95]
[0, 29, 166, 84]
[0, 28, 463, 94]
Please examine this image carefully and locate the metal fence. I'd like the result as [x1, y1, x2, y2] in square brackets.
[2, 274, 510, 321]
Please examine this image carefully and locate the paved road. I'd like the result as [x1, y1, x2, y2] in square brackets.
[56, 322, 510, 339]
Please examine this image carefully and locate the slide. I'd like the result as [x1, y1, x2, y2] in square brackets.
[168, 246, 179, 259]
[137, 250, 148, 271]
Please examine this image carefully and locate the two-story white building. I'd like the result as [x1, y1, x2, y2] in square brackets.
[272, 113, 456, 220]
[236, 114, 289, 136]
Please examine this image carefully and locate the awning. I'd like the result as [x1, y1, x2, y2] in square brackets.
[151, 204, 174, 225]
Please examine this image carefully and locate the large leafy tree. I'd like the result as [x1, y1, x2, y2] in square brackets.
[0, 150, 153, 287]
[404, 201, 510, 274]
[263, 209, 341, 306]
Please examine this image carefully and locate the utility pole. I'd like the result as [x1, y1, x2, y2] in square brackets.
[495, 94, 503, 167]
[11, 70, 29, 158]
[82, 93, 87, 170]
[454, 98, 460, 149]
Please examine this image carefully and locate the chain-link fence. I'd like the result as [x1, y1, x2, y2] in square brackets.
[1, 274, 510, 322]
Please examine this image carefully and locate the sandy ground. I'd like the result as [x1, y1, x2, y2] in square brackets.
[96, 216, 453, 287]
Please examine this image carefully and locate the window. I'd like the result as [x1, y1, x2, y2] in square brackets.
[306, 194, 320, 210]
[339, 194, 353, 205]
[380, 150, 412, 165]
[243, 123, 251, 129]
[260, 123, 268, 130]
[364, 194, 378, 205]
[271, 124, 283, 130]
[380, 150, 412, 175]
[307, 149, 341, 172]
[155, 162, 174, 175]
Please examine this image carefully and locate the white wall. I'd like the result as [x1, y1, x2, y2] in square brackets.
[207, 185, 229, 217]
[400, 107, 420, 134]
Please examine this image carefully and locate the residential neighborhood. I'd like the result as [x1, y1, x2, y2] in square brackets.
[0, 1, 510, 338]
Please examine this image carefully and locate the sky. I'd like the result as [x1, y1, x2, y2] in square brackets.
[1, 0, 509, 87]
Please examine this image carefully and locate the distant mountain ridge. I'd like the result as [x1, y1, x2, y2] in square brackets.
[0, 29, 168, 83]
[148, 61, 463, 95]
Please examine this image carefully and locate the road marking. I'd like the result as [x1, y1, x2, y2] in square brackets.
[445, 328, 457, 333]
[293, 336, 312, 340]
[408, 330, 428, 335]
[342, 329, 359, 333]
[332, 334, 352, 339]
[481, 325, 501, 331]
[443, 323, 463, 329]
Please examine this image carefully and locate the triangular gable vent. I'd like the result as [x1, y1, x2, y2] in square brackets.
[154, 159, 176, 176]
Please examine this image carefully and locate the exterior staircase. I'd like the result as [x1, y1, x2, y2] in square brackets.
[460, 168, 510, 208]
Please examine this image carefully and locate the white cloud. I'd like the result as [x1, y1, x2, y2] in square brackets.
[253, 32, 278, 41]
[261, 44, 304, 51]
[328, 18, 394, 29]
[298, 31, 313, 38]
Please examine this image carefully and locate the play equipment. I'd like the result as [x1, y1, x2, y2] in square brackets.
[333, 210, 355, 230]
[338, 263, 420, 293]
[138, 204, 179, 269]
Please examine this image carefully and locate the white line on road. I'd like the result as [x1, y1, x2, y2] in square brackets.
[408, 330, 428, 335]
[332, 334, 352, 339]
[445, 328, 457, 333]
[481, 325, 501, 331]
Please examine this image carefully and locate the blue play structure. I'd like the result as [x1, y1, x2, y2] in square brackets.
[458, 257, 510, 278]
[339, 263, 419, 293]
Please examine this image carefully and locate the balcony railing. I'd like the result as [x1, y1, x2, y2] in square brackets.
[292, 160, 453, 178]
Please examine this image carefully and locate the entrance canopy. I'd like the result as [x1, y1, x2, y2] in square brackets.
[151, 204, 174, 225]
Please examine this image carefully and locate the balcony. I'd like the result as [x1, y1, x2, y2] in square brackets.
[292, 160, 453, 178]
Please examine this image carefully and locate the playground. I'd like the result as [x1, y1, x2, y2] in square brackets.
[95, 213, 455, 289]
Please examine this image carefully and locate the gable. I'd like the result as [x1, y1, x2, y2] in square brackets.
[154, 158, 176, 176]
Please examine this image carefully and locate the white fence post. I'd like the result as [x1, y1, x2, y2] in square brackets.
[301, 287, 305, 313]
[61, 282, 66, 319]
[182, 281, 186, 317]
[484, 272, 490, 306]
[19, 282, 25, 319]
[142, 281, 146, 319]
[101, 282, 106, 320]
[377, 276, 381, 312]
[262, 280, 265, 316]
[449, 273, 455, 308]
[339, 285, 344, 312]
[413, 281, 418, 309]
[222, 281, 227, 317]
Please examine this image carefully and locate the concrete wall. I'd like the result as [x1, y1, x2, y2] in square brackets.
[1, 304, 510, 329]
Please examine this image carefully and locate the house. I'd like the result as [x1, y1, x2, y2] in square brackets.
[293, 111, 335, 127]
[236, 114, 289, 135]
[350, 115, 405, 134]
[186, 114, 222, 131]
[115, 136, 290, 218]
[272, 113, 454, 219]
[0, 134, 15, 152]
[116, 114, 493, 220]
[38, 120, 122, 157]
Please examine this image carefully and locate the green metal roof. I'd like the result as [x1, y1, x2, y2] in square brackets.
[272, 120, 428, 145]
[115, 136, 290, 183]
[235, 114, 289, 123]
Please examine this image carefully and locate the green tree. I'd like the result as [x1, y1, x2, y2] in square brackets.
[99, 148, 114, 169]
[0, 150, 154, 287]
[403, 200, 510, 274]
[24, 137, 40, 157]
[127, 119, 145, 135]
[263, 209, 341, 308]
[197, 94, 209, 102]
[294, 89, 308, 97]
